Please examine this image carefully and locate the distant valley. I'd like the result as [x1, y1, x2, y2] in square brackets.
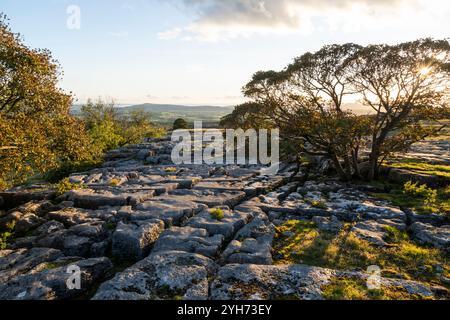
[71, 103, 235, 126]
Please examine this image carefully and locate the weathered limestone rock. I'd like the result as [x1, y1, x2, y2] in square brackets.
[351, 219, 405, 246]
[222, 213, 275, 265]
[312, 216, 343, 233]
[66, 189, 154, 209]
[410, 222, 450, 250]
[210, 264, 335, 300]
[168, 189, 247, 208]
[93, 251, 217, 300]
[0, 190, 56, 211]
[14, 213, 46, 235]
[0, 248, 63, 283]
[35, 221, 110, 258]
[133, 198, 206, 226]
[47, 208, 100, 226]
[0, 257, 113, 300]
[210, 264, 436, 300]
[152, 227, 224, 258]
[193, 179, 246, 193]
[112, 220, 164, 261]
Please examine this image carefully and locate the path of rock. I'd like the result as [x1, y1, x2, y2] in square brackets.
[0, 138, 448, 300]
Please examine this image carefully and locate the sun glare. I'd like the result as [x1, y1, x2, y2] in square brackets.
[419, 66, 432, 76]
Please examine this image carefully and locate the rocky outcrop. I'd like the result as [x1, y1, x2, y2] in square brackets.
[410, 222, 450, 250]
[0, 138, 448, 301]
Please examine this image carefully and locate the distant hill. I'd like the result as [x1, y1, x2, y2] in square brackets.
[71, 103, 235, 126]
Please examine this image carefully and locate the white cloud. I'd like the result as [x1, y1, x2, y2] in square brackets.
[159, 0, 450, 41]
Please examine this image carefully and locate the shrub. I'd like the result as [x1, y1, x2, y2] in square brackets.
[109, 178, 122, 187]
[55, 178, 86, 196]
[0, 221, 15, 250]
[173, 118, 189, 130]
[310, 200, 328, 210]
[403, 181, 438, 210]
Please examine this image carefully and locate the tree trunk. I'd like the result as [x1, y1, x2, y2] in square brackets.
[352, 149, 362, 180]
[331, 154, 348, 181]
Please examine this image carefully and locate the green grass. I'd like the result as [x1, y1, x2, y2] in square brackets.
[322, 278, 432, 300]
[389, 160, 450, 179]
[273, 220, 450, 288]
[384, 226, 409, 243]
[370, 182, 449, 215]
[0, 221, 16, 250]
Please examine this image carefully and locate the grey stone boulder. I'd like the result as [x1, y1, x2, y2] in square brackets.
[0, 257, 113, 300]
[0, 248, 63, 283]
[351, 219, 405, 246]
[410, 222, 450, 250]
[210, 264, 335, 300]
[222, 238, 272, 265]
[356, 201, 406, 221]
[14, 213, 46, 235]
[152, 227, 224, 258]
[312, 216, 343, 233]
[168, 189, 247, 208]
[0, 190, 56, 211]
[35, 222, 110, 258]
[32, 221, 65, 237]
[47, 208, 100, 227]
[112, 220, 164, 261]
[210, 264, 436, 300]
[185, 208, 253, 240]
[134, 198, 206, 227]
[93, 251, 217, 300]
[222, 214, 274, 265]
[66, 189, 154, 209]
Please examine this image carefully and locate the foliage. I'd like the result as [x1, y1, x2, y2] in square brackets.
[403, 181, 438, 207]
[221, 39, 450, 181]
[173, 118, 189, 130]
[55, 178, 86, 196]
[0, 15, 94, 189]
[309, 200, 328, 210]
[0, 221, 15, 250]
[80, 99, 166, 154]
[109, 178, 122, 187]
[209, 208, 225, 221]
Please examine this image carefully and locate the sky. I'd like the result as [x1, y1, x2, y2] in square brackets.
[1, 0, 450, 106]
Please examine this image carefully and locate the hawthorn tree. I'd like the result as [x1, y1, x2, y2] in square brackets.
[349, 39, 450, 179]
[221, 39, 450, 181]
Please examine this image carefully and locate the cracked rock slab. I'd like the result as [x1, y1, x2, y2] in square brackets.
[410, 222, 450, 250]
[112, 220, 165, 261]
[0, 257, 113, 300]
[134, 198, 207, 227]
[210, 264, 335, 300]
[0, 248, 64, 283]
[351, 219, 405, 246]
[92, 251, 218, 300]
[185, 208, 253, 240]
[152, 227, 224, 259]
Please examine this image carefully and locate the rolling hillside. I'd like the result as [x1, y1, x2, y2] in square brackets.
[71, 103, 235, 126]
